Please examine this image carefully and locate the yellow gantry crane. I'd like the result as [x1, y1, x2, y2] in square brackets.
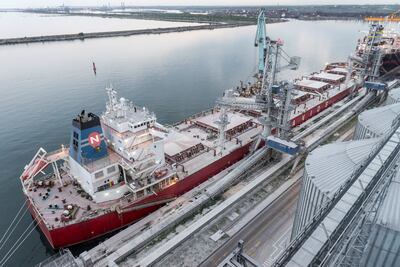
[365, 10, 400, 22]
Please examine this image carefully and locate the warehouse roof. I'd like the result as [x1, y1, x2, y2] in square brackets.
[305, 138, 379, 198]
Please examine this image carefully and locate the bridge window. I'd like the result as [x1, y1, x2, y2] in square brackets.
[107, 166, 116, 174]
[137, 190, 144, 198]
[72, 139, 78, 151]
[94, 171, 104, 179]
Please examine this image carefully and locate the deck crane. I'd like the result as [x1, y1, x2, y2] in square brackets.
[215, 10, 300, 155]
[258, 38, 300, 138]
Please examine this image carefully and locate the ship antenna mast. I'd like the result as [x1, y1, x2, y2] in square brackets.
[106, 85, 118, 114]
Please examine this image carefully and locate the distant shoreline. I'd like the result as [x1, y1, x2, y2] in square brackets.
[3, 4, 398, 24]
[3, 9, 376, 25]
[22, 10, 283, 25]
[0, 9, 378, 45]
[0, 11, 290, 45]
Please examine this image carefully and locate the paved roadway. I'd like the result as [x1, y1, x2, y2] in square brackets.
[200, 180, 301, 267]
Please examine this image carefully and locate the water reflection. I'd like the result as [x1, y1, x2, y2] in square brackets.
[0, 12, 199, 38]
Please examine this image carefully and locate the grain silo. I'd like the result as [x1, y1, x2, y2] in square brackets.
[386, 87, 400, 105]
[291, 138, 379, 239]
[359, 168, 400, 267]
[353, 103, 400, 140]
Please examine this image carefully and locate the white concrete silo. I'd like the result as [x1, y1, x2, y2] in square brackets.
[353, 103, 400, 140]
[291, 138, 379, 239]
[386, 87, 400, 105]
[359, 168, 400, 267]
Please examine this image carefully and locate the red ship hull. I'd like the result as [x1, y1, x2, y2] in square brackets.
[291, 87, 351, 127]
[28, 142, 253, 248]
[27, 87, 353, 249]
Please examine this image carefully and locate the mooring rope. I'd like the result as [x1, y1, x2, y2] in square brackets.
[0, 199, 28, 250]
[0, 215, 39, 267]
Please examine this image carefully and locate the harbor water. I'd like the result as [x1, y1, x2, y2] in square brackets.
[0, 14, 367, 266]
[0, 12, 199, 38]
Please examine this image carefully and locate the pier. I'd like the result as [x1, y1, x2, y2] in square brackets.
[0, 23, 253, 46]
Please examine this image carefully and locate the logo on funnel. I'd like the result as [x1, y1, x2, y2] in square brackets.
[88, 132, 101, 148]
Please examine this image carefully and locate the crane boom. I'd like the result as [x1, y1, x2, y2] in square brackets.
[255, 9, 267, 75]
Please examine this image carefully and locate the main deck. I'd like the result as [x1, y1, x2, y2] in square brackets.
[26, 109, 262, 230]
[166, 109, 263, 178]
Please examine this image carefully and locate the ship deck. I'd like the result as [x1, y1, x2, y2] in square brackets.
[27, 152, 176, 229]
[290, 82, 352, 119]
[166, 111, 262, 177]
[28, 173, 119, 229]
[181, 126, 261, 177]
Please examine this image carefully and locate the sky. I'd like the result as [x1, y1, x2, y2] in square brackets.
[1, 0, 399, 8]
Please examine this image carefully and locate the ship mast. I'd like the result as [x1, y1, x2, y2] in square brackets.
[106, 86, 118, 114]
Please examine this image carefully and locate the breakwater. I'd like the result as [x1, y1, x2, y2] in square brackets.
[0, 23, 253, 45]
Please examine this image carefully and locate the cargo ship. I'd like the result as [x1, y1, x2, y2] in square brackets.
[20, 61, 356, 248]
[356, 23, 400, 76]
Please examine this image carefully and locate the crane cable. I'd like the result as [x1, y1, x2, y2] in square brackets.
[240, 38, 259, 87]
[280, 48, 292, 64]
[0, 200, 28, 250]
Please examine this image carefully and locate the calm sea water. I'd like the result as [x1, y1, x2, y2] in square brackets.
[0, 15, 368, 266]
[0, 12, 199, 38]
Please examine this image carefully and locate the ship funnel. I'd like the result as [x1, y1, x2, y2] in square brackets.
[69, 110, 108, 164]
